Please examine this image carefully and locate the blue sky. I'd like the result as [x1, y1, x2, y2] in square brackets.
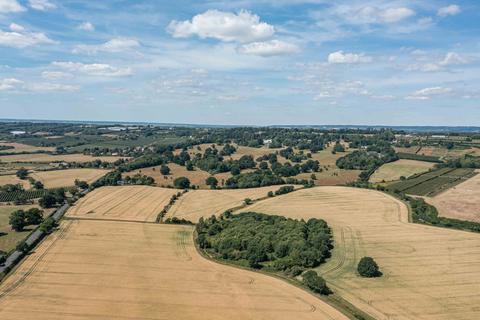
[0, 0, 479, 125]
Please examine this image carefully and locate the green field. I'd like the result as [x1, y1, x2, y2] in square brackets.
[388, 167, 476, 196]
[0, 205, 38, 253]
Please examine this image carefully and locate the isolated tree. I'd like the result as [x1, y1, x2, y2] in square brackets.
[9, 210, 26, 232]
[33, 181, 44, 190]
[174, 177, 190, 189]
[357, 256, 381, 277]
[259, 161, 269, 170]
[16, 168, 29, 180]
[205, 176, 218, 189]
[74, 179, 89, 189]
[333, 142, 345, 153]
[0, 253, 6, 265]
[185, 161, 194, 171]
[160, 164, 170, 175]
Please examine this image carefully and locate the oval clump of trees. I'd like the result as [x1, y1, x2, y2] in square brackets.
[357, 256, 382, 277]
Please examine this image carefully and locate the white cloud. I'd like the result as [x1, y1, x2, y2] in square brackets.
[28, 0, 56, 11]
[0, 78, 23, 91]
[28, 82, 79, 92]
[0, 23, 56, 48]
[167, 9, 275, 43]
[73, 38, 140, 54]
[52, 61, 133, 77]
[437, 5, 460, 17]
[439, 52, 470, 66]
[328, 51, 372, 64]
[239, 40, 299, 56]
[0, 0, 25, 13]
[77, 22, 95, 32]
[406, 86, 453, 100]
[340, 6, 415, 24]
[41, 71, 73, 80]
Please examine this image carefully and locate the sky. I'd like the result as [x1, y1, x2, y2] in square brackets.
[0, 0, 479, 126]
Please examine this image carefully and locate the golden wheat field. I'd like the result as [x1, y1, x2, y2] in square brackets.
[369, 159, 435, 183]
[0, 175, 30, 189]
[0, 142, 55, 154]
[243, 187, 480, 320]
[0, 219, 348, 320]
[425, 171, 480, 222]
[167, 185, 291, 223]
[0, 153, 127, 163]
[66, 186, 180, 222]
[30, 168, 109, 188]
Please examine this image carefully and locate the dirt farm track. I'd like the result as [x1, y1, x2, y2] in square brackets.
[0, 186, 479, 320]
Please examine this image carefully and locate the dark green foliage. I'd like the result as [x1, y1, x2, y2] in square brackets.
[444, 155, 480, 168]
[160, 164, 170, 175]
[225, 170, 285, 188]
[39, 189, 65, 208]
[174, 177, 191, 189]
[16, 168, 29, 180]
[164, 217, 194, 225]
[74, 179, 89, 189]
[196, 212, 332, 274]
[302, 271, 331, 295]
[39, 217, 57, 233]
[205, 176, 218, 189]
[0, 184, 24, 193]
[124, 174, 155, 185]
[357, 257, 382, 277]
[333, 142, 345, 153]
[33, 180, 44, 190]
[220, 144, 236, 156]
[274, 185, 294, 195]
[9, 208, 44, 231]
[0, 254, 6, 265]
[91, 171, 122, 188]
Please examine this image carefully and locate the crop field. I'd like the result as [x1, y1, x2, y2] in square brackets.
[0, 205, 48, 252]
[0, 153, 127, 163]
[126, 163, 233, 189]
[244, 187, 480, 320]
[388, 167, 476, 196]
[425, 170, 480, 222]
[294, 169, 360, 186]
[0, 142, 54, 154]
[167, 185, 293, 223]
[66, 186, 180, 222]
[0, 175, 30, 189]
[0, 219, 348, 319]
[29, 169, 109, 189]
[370, 159, 436, 183]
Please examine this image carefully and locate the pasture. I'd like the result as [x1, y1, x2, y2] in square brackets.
[244, 187, 480, 320]
[167, 185, 291, 223]
[425, 170, 480, 222]
[66, 186, 179, 222]
[0, 142, 54, 154]
[0, 153, 126, 163]
[370, 159, 435, 183]
[0, 219, 348, 319]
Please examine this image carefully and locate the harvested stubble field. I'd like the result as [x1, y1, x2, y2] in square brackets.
[167, 185, 293, 223]
[0, 142, 54, 154]
[0, 218, 348, 319]
[243, 187, 480, 320]
[0, 169, 109, 189]
[425, 170, 480, 222]
[0, 153, 126, 163]
[126, 163, 233, 189]
[67, 186, 179, 222]
[369, 159, 436, 183]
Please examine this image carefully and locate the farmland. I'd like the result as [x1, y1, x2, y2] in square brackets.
[0, 218, 348, 319]
[370, 159, 436, 183]
[66, 186, 180, 222]
[0, 175, 30, 189]
[244, 187, 480, 320]
[167, 185, 294, 223]
[0, 205, 48, 252]
[0, 142, 54, 154]
[425, 171, 480, 222]
[29, 169, 109, 189]
[0, 153, 126, 163]
[388, 167, 476, 196]
[126, 163, 234, 189]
